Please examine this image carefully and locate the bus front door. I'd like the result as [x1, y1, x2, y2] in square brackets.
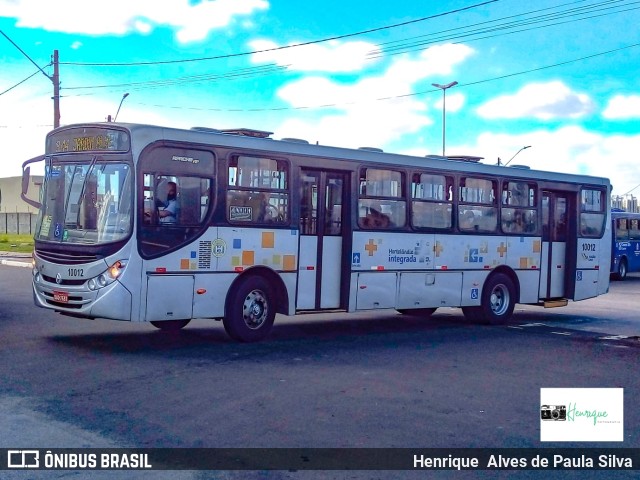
[298, 170, 349, 310]
[540, 191, 569, 299]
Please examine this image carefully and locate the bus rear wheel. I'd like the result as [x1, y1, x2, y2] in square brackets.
[150, 319, 191, 331]
[463, 273, 516, 325]
[224, 275, 276, 342]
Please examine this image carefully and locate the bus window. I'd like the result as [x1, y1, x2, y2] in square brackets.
[411, 172, 453, 229]
[630, 219, 640, 240]
[358, 168, 405, 229]
[143, 174, 210, 226]
[580, 188, 606, 237]
[615, 218, 629, 240]
[458, 177, 497, 233]
[501, 181, 538, 234]
[227, 156, 289, 224]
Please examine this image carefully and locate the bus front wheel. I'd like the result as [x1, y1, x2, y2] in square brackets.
[150, 319, 191, 331]
[614, 258, 628, 281]
[224, 275, 276, 342]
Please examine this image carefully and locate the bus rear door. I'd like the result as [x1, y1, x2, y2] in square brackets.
[540, 191, 569, 299]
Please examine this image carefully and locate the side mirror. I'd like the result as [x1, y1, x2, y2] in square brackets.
[21, 156, 44, 209]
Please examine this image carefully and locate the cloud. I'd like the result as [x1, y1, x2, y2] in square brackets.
[433, 92, 465, 113]
[0, 0, 268, 43]
[453, 126, 640, 196]
[250, 39, 379, 73]
[271, 44, 473, 148]
[603, 95, 640, 119]
[277, 98, 431, 149]
[477, 81, 595, 120]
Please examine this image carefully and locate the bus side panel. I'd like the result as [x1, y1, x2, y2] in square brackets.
[297, 236, 317, 310]
[515, 270, 541, 304]
[629, 241, 640, 273]
[574, 237, 609, 300]
[355, 272, 397, 310]
[146, 275, 194, 321]
[397, 272, 462, 309]
[598, 219, 613, 294]
[192, 273, 234, 319]
[460, 270, 486, 307]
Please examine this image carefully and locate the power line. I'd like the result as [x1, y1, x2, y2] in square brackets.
[368, 0, 640, 58]
[91, 42, 640, 112]
[0, 68, 47, 96]
[624, 183, 640, 195]
[59, 0, 498, 67]
[63, 64, 288, 91]
[60, 0, 637, 95]
[0, 30, 52, 81]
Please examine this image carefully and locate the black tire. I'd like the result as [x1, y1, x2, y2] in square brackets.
[478, 273, 517, 325]
[150, 319, 191, 331]
[614, 258, 628, 281]
[224, 275, 276, 342]
[397, 308, 437, 317]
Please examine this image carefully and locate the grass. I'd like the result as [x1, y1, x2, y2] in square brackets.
[0, 233, 35, 253]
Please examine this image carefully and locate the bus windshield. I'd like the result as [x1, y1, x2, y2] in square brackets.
[35, 157, 133, 245]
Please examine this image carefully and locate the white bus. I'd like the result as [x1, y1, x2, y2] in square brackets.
[22, 123, 612, 342]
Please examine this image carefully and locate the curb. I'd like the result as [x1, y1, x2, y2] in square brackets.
[0, 259, 32, 268]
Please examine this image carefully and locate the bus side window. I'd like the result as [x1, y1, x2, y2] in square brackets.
[358, 168, 406, 229]
[616, 219, 628, 240]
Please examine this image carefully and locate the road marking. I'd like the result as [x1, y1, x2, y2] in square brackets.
[0, 259, 31, 268]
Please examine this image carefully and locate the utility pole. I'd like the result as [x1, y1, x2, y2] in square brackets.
[52, 50, 60, 128]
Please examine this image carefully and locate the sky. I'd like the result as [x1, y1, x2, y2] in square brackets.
[1, 0, 639, 196]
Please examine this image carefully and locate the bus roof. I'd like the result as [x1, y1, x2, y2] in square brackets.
[49, 122, 611, 188]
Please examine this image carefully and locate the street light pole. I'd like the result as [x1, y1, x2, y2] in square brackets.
[113, 93, 130, 122]
[503, 145, 532, 167]
[432, 81, 458, 157]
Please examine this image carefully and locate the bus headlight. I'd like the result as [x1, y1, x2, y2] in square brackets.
[32, 255, 38, 278]
[87, 260, 127, 291]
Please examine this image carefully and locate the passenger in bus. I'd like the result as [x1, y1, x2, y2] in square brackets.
[158, 181, 178, 224]
[460, 210, 476, 230]
[363, 204, 390, 228]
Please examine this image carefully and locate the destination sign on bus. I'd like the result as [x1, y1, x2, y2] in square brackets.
[46, 127, 130, 154]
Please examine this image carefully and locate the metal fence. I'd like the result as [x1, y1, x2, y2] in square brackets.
[0, 213, 38, 235]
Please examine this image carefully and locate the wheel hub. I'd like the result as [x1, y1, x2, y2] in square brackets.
[243, 290, 268, 329]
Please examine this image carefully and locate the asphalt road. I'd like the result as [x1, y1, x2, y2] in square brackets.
[1, 264, 639, 479]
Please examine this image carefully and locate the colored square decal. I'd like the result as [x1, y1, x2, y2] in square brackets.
[180, 259, 190, 269]
[233, 238, 242, 249]
[262, 231, 275, 248]
[231, 256, 240, 266]
[283, 255, 296, 271]
[190, 251, 197, 259]
[242, 250, 255, 266]
[520, 257, 529, 269]
[533, 240, 541, 253]
[272, 254, 282, 265]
